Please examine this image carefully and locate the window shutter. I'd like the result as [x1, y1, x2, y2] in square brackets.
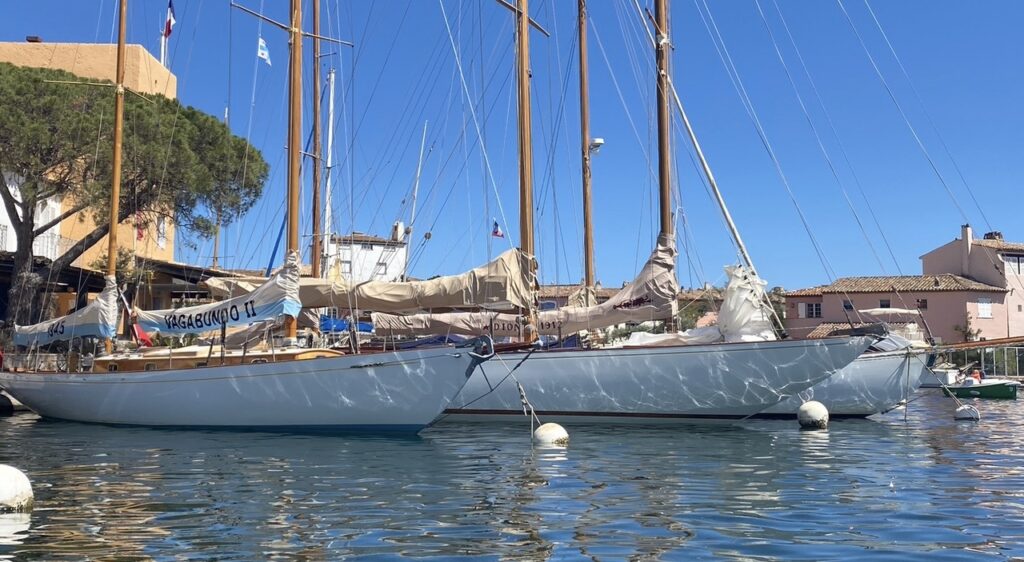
[798, 302, 807, 319]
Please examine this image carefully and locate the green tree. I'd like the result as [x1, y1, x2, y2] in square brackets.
[0, 63, 268, 327]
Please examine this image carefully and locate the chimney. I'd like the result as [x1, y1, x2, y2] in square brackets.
[961, 224, 972, 276]
[983, 231, 1003, 241]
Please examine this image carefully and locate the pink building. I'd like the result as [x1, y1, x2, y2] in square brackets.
[785, 225, 1022, 343]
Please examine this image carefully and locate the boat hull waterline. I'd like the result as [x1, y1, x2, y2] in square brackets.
[759, 349, 929, 418]
[0, 344, 491, 432]
[443, 336, 874, 424]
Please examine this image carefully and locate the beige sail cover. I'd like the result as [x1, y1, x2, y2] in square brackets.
[372, 311, 523, 338]
[372, 234, 678, 336]
[534, 234, 678, 334]
[204, 249, 535, 314]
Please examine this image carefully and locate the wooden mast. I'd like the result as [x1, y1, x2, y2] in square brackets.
[655, 0, 673, 238]
[310, 0, 322, 278]
[284, 0, 303, 339]
[578, 0, 594, 290]
[104, 0, 128, 353]
[516, 0, 537, 338]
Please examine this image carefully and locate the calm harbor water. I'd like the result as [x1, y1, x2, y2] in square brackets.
[1, 391, 1023, 560]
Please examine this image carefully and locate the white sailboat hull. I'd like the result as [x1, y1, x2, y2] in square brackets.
[0, 347, 486, 432]
[443, 336, 873, 424]
[760, 349, 928, 418]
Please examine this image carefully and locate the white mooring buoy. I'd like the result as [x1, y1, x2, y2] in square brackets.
[0, 465, 33, 513]
[533, 422, 569, 446]
[797, 401, 829, 430]
[954, 404, 981, 422]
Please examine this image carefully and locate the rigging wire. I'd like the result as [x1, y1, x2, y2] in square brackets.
[693, 0, 840, 285]
[770, 0, 903, 276]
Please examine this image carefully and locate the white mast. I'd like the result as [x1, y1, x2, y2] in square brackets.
[404, 120, 428, 281]
[323, 67, 335, 278]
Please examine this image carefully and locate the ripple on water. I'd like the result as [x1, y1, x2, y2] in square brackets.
[1, 393, 1024, 559]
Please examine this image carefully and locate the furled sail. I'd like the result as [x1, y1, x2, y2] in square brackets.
[13, 275, 120, 346]
[373, 235, 678, 336]
[136, 251, 302, 335]
[534, 234, 678, 334]
[373, 311, 523, 338]
[204, 249, 535, 314]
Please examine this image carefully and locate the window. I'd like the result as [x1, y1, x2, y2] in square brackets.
[879, 299, 891, 309]
[361, 243, 374, 251]
[807, 303, 822, 318]
[107, 364, 118, 372]
[843, 300, 853, 311]
[144, 363, 157, 371]
[978, 297, 993, 319]
[1004, 255, 1024, 275]
[341, 260, 352, 275]
[916, 298, 928, 310]
[375, 261, 388, 276]
[156, 216, 167, 249]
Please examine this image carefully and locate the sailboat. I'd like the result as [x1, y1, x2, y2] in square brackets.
[0, 0, 502, 432]
[376, 0, 874, 423]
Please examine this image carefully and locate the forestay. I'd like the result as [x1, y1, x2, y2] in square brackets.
[13, 275, 120, 346]
[136, 251, 302, 335]
[204, 249, 535, 314]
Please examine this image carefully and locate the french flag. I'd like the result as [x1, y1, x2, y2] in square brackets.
[492, 220, 504, 238]
[163, 1, 177, 38]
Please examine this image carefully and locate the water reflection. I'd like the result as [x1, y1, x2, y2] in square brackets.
[2, 394, 1024, 559]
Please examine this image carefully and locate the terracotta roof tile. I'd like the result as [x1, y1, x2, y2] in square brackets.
[824, 274, 1005, 293]
[805, 321, 914, 339]
[784, 286, 825, 297]
[975, 238, 1024, 252]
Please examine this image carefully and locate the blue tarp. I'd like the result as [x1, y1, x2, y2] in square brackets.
[319, 316, 374, 333]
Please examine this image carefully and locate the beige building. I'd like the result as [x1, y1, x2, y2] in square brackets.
[0, 40, 177, 267]
[785, 225, 1022, 343]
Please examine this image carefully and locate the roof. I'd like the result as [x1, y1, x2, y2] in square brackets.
[784, 286, 825, 297]
[825, 274, 1006, 294]
[136, 256, 239, 283]
[678, 287, 725, 303]
[806, 321, 915, 339]
[975, 238, 1024, 253]
[330, 232, 406, 247]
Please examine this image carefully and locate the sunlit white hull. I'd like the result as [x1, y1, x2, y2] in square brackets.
[760, 349, 928, 418]
[443, 336, 873, 424]
[0, 347, 487, 432]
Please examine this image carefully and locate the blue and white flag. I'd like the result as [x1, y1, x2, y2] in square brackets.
[257, 37, 271, 67]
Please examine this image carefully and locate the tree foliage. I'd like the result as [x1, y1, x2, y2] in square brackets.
[0, 62, 269, 326]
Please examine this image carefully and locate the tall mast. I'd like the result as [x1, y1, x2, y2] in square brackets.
[516, 0, 535, 261]
[655, 0, 673, 238]
[323, 68, 335, 278]
[578, 0, 594, 289]
[104, 0, 128, 352]
[284, 0, 303, 339]
[310, 0, 322, 279]
[405, 121, 428, 281]
[516, 0, 537, 338]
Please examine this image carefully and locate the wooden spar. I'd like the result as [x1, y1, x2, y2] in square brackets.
[284, 0, 302, 339]
[654, 0, 673, 238]
[310, 0, 322, 279]
[104, 0, 128, 353]
[578, 0, 595, 291]
[931, 336, 1024, 353]
[516, 0, 537, 338]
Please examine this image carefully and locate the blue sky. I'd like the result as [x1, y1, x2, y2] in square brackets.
[2, 1, 1022, 290]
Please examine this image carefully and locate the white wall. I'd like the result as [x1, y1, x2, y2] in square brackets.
[325, 238, 408, 283]
[0, 172, 62, 260]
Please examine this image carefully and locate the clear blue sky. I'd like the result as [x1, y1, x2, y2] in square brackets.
[2, 1, 1022, 290]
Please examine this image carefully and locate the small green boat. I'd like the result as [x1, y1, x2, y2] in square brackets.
[943, 379, 1020, 399]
